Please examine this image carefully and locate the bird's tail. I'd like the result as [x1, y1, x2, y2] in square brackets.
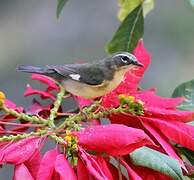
[16, 65, 50, 74]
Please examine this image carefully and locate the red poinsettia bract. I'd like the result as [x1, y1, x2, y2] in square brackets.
[0, 40, 193, 180]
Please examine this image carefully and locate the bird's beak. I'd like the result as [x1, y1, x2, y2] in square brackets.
[134, 61, 144, 67]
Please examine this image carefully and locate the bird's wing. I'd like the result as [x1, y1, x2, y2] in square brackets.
[48, 64, 105, 85]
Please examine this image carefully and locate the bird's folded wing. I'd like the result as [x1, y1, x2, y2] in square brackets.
[47, 64, 105, 85]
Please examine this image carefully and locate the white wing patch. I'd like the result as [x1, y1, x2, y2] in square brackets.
[69, 74, 81, 81]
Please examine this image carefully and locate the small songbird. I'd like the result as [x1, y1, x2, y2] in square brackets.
[16, 52, 143, 99]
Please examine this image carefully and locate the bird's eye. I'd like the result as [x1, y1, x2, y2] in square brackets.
[121, 56, 129, 63]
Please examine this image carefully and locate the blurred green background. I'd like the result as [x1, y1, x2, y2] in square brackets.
[0, 0, 194, 178]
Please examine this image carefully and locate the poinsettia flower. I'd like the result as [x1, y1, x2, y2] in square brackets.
[75, 124, 154, 156]
[4, 99, 23, 112]
[129, 163, 174, 180]
[78, 147, 113, 180]
[73, 95, 93, 109]
[26, 99, 51, 118]
[142, 117, 194, 151]
[24, 84, 56, 100]
[36, 149, 77, 180]
[76, 159, 92, 180]
[0, 99, 23, 124]
[100, 40, 194, 172]
[13, 163, 34, 180]
[31, 74, 59, 91]
[119, 158, 142, 180]
[0, 137, 41, 165]
[78, 147, 144, 180]
[13, 149, 41, 180]
[23, 149, 42, 178]
[77, 158, 127, 180]
[71, 124, 154, 179]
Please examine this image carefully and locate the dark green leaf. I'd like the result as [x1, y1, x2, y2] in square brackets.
[189, 0, 194, 8]
[178, 147, 194, 165]
[118, 0, 154, 21]
[56, 0, 68, 18]
[172, 79, 194, 111]
[130, 147, 184, 180]
[106, 5, 144, 54]
[118, 0, 141, 21]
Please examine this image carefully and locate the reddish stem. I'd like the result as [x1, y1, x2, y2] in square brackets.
[0, 130, 23, 134]
[0, 121, 44, 128]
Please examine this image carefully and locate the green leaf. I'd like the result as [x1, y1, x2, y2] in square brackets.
[143, 0, 154, 17]
[118, 0, 154, 21]
[106, 5, 144, 54]
[130, 147, 184, 180]
[56, 0, 68, 18]
[172, 79, 194, 111]
[189, 0, 194, 8]
[118, 0, 141, 21]
[178, 147, 194, 165]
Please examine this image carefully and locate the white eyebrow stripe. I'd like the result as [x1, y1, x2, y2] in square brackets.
[69, 74, 81, 81]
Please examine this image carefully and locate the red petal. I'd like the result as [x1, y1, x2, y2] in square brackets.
[77, 159, 91, 180]
[79, 148, 109, 180]
[26, 99, 51, 116]
[142, 121, 185, 169]
[24, 149, 41, 178]
[4, 99, 23, 112]
[54, 154, 77, 180]
[145, 106, 194, 123]
[26, 99, 44, 115]
[129, 164, 174, 180]
[106, 162, 128, 180]
[109, 113, 143, 128]
[73, 95, 93, 109]
[76, 124, 153, 156]
[0, 137, 40, 164]
[101, 92, 120, 108]
[134, 89, 184, 109]
[36, 149, 58, 180]
[120, 159, 142, 180]
[13, 164, 34, 180]
[31, 74, 59, 91]
[142, 117, 194, 151]
[93, 156, 114, 180]
[24, 84, 55, 100]
[51, 172, 60, 180]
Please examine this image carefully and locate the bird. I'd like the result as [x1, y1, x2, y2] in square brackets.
[16, 52, 143, 99]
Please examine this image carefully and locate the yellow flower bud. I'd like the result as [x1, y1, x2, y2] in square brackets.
[0, 91, 6, 100]
[127, 96, 135, 102]
[0, 91, 6, 107]
[65, 135, 72, 142]
[72, 144, 78, 151]
[118, 94, 126, 100]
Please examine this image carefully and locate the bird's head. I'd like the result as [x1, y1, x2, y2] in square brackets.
[110, 52, 143, 70]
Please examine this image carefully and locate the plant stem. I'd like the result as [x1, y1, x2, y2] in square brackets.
[0, 130, 47, 142]
[0, 121, 44, 128]
[56, 106, 125, 130]
[2, 105, 48, 125]
[49, 133, 67, 145]
[48, 85, 65, 128]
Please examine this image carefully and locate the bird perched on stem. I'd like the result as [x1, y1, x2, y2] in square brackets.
[17, 52, 143, 99]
